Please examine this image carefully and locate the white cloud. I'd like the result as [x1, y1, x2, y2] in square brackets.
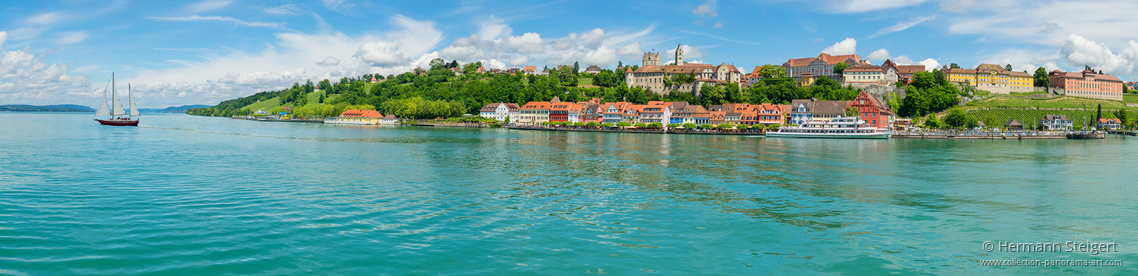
[617, 42, 642, 56]
[940, 0, 978, 13]
[713, 22, 723, 29]
[506, 33, 544, 54]
[868, 15, 935, 38]
[147, 15, 287, 29]
[580, 45, 619, 66]
[186, 0, 233, 12]
[509, 56, 529, 66]
[317, 56, 340, 67]
[479, 15, 511, 40]
[0, 46, 93, 104]
[25, 12, 63, 25]
[1060, 34, 1135, 76]
[829, 0, 930, 13]
[0, 32, 7, 48]
[868, 49, 890, 61]
[692, 0, 718, 17]
[947, 0, 1138, 48]
[569, 29, 605, 49]
[322, 0, 354, 12]
[822, 38, 857, 55]
[894, 55, 913, 65]
[977, 48, 1063, 73]
[114, 14, 443, 107]
[264, 4, 300, 15]
[919, 58, 940, 72]
[354, 40, 405, 66]
[56, 31, 88, 45]
[483, 59, 506, 70]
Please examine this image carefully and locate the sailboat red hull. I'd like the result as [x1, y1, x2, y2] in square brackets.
[95, 119, 139, 126]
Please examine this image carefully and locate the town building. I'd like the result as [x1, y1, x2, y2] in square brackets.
[1005, 119, 1023, 130]
[523, 66, 536, 75]
[851, 90, 894, 129]
[625, 44, 743, 95]
[1099, 118, 1121, 130]
[330, 109, 384, 125]
[476, 67, 487, 74]
[584, 65, 602, 74]
[1047, 70, 1125, 101]
[842, 64, 897, 88]
[896, 64, 926, 83]
[639, 101, 672, 124]
[1039, 115, 1074, 130]
[602, 102, 630, 123]
[943, 64, 1034, 94]
[789, 99, 852, 124]
[518, 101, 551, 125]
[479, 103, 520, 122]
[548, 99, 573, 122]
[783, 53, 864, 82]
[622, 104, 646, 123]
[671, 103, 711, 125]
[380, 114, 399, 125]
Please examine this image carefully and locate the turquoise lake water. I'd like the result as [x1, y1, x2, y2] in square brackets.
[1, 113, 1136, 275]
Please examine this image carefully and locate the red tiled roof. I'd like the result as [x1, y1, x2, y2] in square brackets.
[897, 65, 926, 74]
[340, 109, 383, 118]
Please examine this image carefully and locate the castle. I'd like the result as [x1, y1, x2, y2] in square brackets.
[626, 43, 741, 95]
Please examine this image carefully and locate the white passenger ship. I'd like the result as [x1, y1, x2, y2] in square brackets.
[766, 117, 890, 139]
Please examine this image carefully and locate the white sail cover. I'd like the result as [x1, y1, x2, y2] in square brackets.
[129, 85, 139, 117]
[94, 93, 111, 117]
[112, 91, 126, 116]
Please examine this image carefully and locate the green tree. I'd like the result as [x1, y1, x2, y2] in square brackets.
[844, 106, 859, 117]
[586, 122, 600, 128]
[1033, 66, 1050, 87]
[1096, 104, 1102, 127]
[767, 123, 781, 131]
[759, 64, 786, 78]
[701, 84, 726, 106]
[1005, 64, 1013, 71]
[682, 123, 697, 129]
[700, 123, 713, 129]
[617, 122, 632, 128]
[634, 122, 647, 128]
[832, 62, 851, 74]
[601, 122, 614, 128]
[924, 113, 943, 129]
[950, 63, 961, 69]
[573, 61, 580, 75]
[429, 58, 446, 71]
[648, 122, 663, 128]
[667, 123, 680, 128]
[944, 108, 968, 129]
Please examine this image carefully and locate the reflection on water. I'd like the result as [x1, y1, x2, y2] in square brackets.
[0, 113, 1136, 275]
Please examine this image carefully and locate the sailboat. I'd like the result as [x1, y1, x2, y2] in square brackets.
[94, 73, 140, 126]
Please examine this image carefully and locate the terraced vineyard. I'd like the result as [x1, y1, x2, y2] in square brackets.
[964, 108, 1099, 129]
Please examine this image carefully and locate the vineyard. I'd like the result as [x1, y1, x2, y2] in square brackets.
[963, 108, 1101, 129]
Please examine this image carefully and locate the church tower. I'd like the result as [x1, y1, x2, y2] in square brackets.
[675, 43, 684, 65]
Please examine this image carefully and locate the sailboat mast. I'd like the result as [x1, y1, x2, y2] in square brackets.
[112, 73, 116, 117]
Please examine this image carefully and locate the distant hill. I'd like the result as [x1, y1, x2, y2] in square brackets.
[0, 105, 95, 112]
[139, 105, 210, 113]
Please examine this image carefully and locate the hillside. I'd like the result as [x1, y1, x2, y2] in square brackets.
[0, 104, 95, 112]
[947, 94, 1138, 129]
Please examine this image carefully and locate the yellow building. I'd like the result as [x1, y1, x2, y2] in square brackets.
[943, 64, 1035, 93]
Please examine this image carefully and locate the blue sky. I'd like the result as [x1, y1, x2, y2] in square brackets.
[2, 0, 1137, 108]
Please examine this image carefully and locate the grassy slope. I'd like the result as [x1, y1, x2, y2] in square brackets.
[956, 94, 1136, 128]
[240, 90, 347, 112]
[1124, 93, 1138, 104]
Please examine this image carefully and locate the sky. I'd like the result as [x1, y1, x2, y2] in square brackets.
[2, 0, 1138, 108]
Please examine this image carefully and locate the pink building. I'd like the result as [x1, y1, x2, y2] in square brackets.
[1048, 70, 1124, 101]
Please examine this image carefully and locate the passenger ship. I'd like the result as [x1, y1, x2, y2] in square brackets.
[766, 117, 890, 139]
